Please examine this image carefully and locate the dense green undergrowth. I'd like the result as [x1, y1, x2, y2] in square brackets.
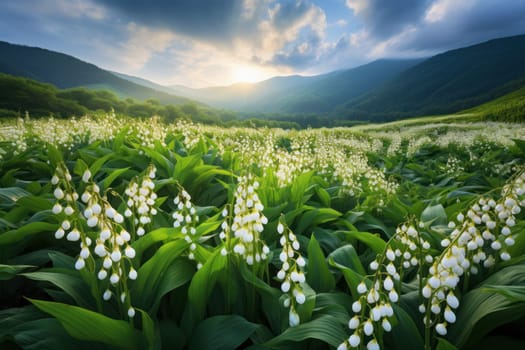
[1, 115, 525, 349]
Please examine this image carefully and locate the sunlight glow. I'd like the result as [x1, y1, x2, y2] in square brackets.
[233, 65, 267, 84]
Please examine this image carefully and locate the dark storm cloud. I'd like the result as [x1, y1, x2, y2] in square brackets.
[393, 0, 525, 54]
[347, 0, 432, 39]
[91, 0, 246, 42]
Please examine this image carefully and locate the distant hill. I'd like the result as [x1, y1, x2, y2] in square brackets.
[0, 41, 197, 106]
[162, 59, 422, 113]
[341, 34, 525, 121]
[3, 34, 525, 123]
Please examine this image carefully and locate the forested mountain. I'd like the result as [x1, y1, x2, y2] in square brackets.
[0, 41, 196, 106]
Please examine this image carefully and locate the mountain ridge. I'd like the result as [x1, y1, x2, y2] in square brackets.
[2, 34, 525, 122]
[0, 41, 198, 106]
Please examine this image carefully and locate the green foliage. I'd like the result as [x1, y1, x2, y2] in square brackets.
[1, 115, 525, 350]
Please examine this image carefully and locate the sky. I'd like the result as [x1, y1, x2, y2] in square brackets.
[1, 0, 525, 88]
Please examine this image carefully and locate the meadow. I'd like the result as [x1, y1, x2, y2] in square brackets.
[1, 113, 525, 350]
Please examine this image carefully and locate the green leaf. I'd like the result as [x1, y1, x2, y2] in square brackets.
[339, 230, 386, 254]
[12, 317, 97, 350]
[138, 309, 157, 350]
[22, 269, 94, 308]
[89, 153, 113, 176]
[263, 315, 347, 349]
[481, 285, 525, 302]
[101, 167, 130, 190]
[295, 207, 341, 235]
[384, 304, 425, 350]
[238, 263, 283, 333]
[134, 239, 189, 310]
[29, 299, 141, 350]
[327, 244, 366, 276]
[421, 203, 448, 226]
[0, 222, 56, 246]
[314, 186, 331, 207]
[448, 265, 525, 348]
[132, 227, 180, 260]
[47, 144, 63, 167]
[151, 258, 194, 313]
[187, 250, 227, 323]
[436, 338, 459, 350]
[0, 264, 34, 280]
[188, 315, 258, 350]
[0, 187, 31, 203]
[306, 235, 335, 292]
[328, 255, 366, 299]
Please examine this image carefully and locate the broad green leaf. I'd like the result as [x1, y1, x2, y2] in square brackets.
[29, 299, 141, 350]
[0, 264, 34, 280]
[448, 265, 525, 348]
[0, 187, 31, 203]
[188, 315, 258, 350]
[263, 315, 347, 349]
[73, 159, 89, 177]
[338, 230, 386, 255]
[0, 222, 56, 246]
[134, 239, 189, 310]
[47, 144, 63, 166]
[12, 317, 97, 350]
[306, 235, 335, 292]
[88, 153, 113, 176]
[481, 285, 525, 302]
[384, 304, 425, 350]
[421, 203, 448, 226]
[132, 227, 180, 260]
[138, 309, 157, 350]
[314, 186, 331, 207]
[150, 258, 194, 313]
[295, 207, 341, 235]
[101, 167, 130, 190]
[327, 244, 366, 276]
[238, 263, 284, 333]
[187, 250, 227, 324]
[436, 338, 459, 350]
[328, 256, 366, 299]
[16, 196, 52, 211]
[22, 269, 94, 309]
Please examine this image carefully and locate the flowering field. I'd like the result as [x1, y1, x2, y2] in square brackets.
[1, 114, 525, 350]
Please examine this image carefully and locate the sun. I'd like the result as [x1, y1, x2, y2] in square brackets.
[233, 65, 266, 84]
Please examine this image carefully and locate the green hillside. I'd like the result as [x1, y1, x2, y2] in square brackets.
[0, 41, 197, 106]
[341, 34, 525, 121]
[161, 59, 422, 113]
[0, 73, 210, 122]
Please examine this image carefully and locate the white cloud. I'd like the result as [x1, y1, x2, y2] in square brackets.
[425, 0, 475, 23]
[106, 23, 175, 72]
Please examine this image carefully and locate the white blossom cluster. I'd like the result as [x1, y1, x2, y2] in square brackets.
[172, 188, 200, 264]
[339, 221, 436, 350]
[171, 119, 202, 150]
[81, 170, 136, 317]
[339, 251, 400, 350]
[393, 223, 434, 269]
[51, 164, 146, 318]
[275, 220, 306, 327]
[230, 174, 270, 265]
[420, 169, 525, 337]
[124, 165, 158, 237]
[51, 164, 83, 246]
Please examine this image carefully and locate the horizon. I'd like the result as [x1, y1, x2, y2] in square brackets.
[1, 0, 525, 88]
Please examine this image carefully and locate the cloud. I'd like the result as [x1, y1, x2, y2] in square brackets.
[346, 0, 432, 39]
[3, 0, 107, 21]
[91, 0, 327, 69]
[111, 23, 175, 71]
[344, 0, 525, 59]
